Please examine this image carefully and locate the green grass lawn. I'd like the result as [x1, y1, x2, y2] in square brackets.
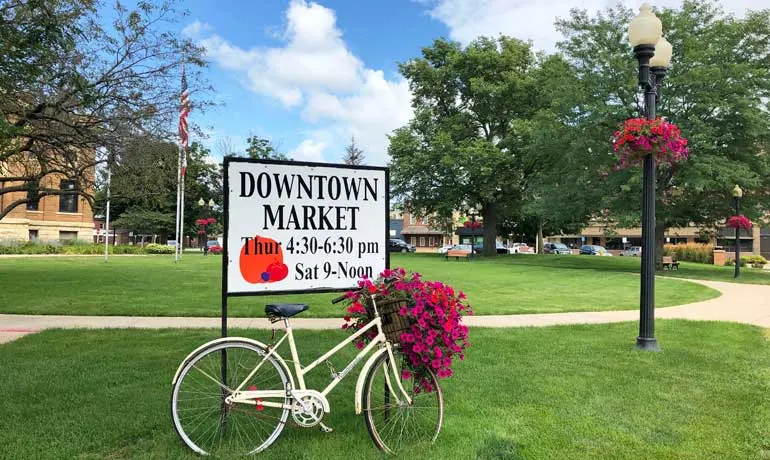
[0, 254, 720, 317]
[1, 321, 768, 459]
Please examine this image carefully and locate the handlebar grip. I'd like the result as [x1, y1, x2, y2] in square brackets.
[331, 294, 347, 304]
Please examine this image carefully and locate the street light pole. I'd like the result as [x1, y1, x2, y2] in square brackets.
[733, 185, 743, 278]
[629, 4, 671, 351]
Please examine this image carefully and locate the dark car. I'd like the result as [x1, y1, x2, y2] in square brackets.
[544, 242, 571, 255]
[579, 245, 612, 256]
[388, 238, 415, 253]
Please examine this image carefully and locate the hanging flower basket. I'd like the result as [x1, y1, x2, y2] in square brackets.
[340, 268, 471, 391]
[726, 215, 752, 230]
[612, 117, 689, 169]
[463, 220, 482, 229]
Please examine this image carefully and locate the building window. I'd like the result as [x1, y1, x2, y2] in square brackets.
[59, 231, 78, 241]
[419, 236, 426, 247]
[26, 181, 39, 210]
[428, 236, 434, 247]
[29, 230, 38, 241]
[59, 180, 78, 213]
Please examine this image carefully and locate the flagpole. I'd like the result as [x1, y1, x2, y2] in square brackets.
[180, 159, 186, 260]
[175, 145, 182, 262]
[104, 161, 111, 263]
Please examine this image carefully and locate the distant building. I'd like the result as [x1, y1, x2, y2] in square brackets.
[0, 171, 94, 242]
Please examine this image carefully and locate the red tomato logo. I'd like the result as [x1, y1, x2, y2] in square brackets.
[239, 235, 288, 284]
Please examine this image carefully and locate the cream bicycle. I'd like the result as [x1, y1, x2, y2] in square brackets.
[170, 287, 444, 456]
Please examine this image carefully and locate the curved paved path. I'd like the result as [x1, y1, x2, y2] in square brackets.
[1, 279, 768, 344]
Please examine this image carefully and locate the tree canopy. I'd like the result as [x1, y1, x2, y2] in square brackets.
[388, 37, 574, 255]
[0, 0, 212, 219]
[555, 0, 770, 252]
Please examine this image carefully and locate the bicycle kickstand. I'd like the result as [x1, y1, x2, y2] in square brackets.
[319, 422, 333, 433]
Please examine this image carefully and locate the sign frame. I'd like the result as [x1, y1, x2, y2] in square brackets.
[220, 156, 390, 337]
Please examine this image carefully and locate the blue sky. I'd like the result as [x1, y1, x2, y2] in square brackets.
[180, 0, 762, 165]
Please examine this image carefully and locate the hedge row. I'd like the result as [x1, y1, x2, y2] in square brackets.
[0, 241, 147, 255]
[663, 243, 713, 264]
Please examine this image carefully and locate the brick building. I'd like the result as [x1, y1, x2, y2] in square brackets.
[0, 169, 94, 243]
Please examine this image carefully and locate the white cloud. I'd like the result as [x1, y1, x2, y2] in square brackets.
[182, 20, 212, 38]
[189, 0, 414, 164]
[290, 139, 328, 162]
[423, 0, 768, 50]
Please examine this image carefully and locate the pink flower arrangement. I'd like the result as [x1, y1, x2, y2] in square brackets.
[463, 220, 481, 229]
[612, 117, 689, 169]
[195, 217, 217, 226]
[726, 215, 752, 230]
[340, 268, 471, 392]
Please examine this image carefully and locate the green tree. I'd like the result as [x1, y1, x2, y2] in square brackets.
[342, 136, 365, 165]
[245, 135, 288, 160]
[555, 1, 770, 261]
[0, 0, 212, 219]
[389, 37, 570, 256]
[104, 140, 221, 239]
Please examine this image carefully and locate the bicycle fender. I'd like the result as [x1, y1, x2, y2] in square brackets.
[171, 337, 296, 390]
[354, 347, 389, 414]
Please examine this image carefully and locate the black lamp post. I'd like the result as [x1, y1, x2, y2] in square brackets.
[198, 198, 216, 255]
[468, 207, 478, 256]
[628, 4, 672, 352]
[733, 184, 743, 278]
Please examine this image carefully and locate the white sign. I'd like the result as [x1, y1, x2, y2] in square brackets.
[225, 159, 388, 294]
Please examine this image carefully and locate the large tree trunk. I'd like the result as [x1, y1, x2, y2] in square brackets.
[482, 203, 498, 257]
[537, 219, 544, 254]
[655, 221, 665, 270]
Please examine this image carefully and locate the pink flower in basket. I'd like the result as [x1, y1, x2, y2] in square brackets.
[338, 268, 471, 392]
[726, 215, 752, 230]
[612, 117, 689, 169]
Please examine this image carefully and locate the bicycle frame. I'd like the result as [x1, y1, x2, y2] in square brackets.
[226, 312, 413, 412]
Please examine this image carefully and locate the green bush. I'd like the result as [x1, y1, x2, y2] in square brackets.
[664, 243, 713, 264]
[744, 255, 767, 268]
[724, 258, 748, 267]
[0, 241, 146, 255]
[145, 243, 174, 254]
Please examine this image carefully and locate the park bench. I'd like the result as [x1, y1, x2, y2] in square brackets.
[662, 256, 680, 270]
[445, 249, 471, 261]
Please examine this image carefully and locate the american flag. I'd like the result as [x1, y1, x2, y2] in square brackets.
[178, 64, 190, 177]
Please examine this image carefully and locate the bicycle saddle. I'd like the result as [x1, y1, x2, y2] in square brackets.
[265, 303, 309, 318]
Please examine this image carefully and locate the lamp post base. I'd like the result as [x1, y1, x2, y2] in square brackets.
[635, 336, 661, 352]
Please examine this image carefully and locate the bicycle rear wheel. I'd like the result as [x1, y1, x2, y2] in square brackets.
[363, 350, 443, 455]
[171, 341, 290, 456]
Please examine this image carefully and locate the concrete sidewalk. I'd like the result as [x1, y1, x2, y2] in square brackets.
[1, 279, 768, 344]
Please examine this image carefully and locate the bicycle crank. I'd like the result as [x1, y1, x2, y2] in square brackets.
[291, 395, 325, 427]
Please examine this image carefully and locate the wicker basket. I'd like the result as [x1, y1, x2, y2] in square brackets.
[369, 298, 412, 344]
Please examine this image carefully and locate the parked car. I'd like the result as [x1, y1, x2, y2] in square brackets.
[449, 244, 473, 253]
[495, 243, 509, 254]
[437, 244, 454, 254]
[509, 243, 533, 254]
[621, 246, 642, 257]
[543, 242, 571, 255]
[388, 238, 415, 253]
[579, 245, 612, 256]
[206, 240, 222, 254]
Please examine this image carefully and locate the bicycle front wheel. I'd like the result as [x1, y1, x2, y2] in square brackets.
[171, 341, 290, 456]
[363, 350, 444, 455]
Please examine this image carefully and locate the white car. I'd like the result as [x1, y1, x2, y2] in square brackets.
[509, 243, 534, 254]
[437, 244, 454, 254]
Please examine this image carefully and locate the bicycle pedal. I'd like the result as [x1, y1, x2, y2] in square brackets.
[319, 422, 333, 433]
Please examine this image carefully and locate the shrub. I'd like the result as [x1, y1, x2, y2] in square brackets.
[0, 241, 146, 255]
[145, 243, 174, 254]
[664, 243, 713, 264]
[745, 255, 767, 268]
[724, 258, 748, 267]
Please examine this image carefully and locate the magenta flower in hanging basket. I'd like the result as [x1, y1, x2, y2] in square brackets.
[726, 215, 752, 230]
[612, 117, 689, 169]
[463, 220, 481, 229]
[197, 230, 206, 235]
[207, 217, 217, 225]
[195, 218, 207, 226]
